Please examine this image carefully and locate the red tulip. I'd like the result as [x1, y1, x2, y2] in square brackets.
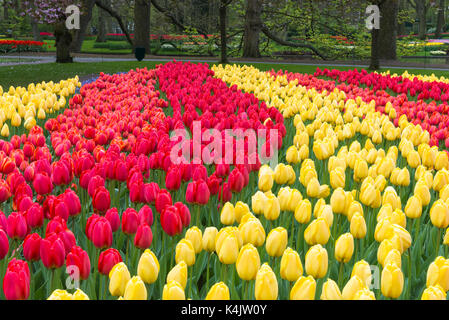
[57, 229, 76, 255]
[6, 212, 27, 240]
[121, 208, 139, 235]
[66, 245, 91, 280]
[196, 179, 210, 205]
[45, 216, 67, 237]
[92, 186, 111, 214]
[0, 228, 9, 260]
[90, 217, 113, 249]
[174, 202, 191, 227]
[138, 205, 153, 226]
[87, 175, 105, 198]
[0, 179, 11, 203]
[155, 189, 172, 213]
[143, 182, 159, 203]
[229, 168, 244, 193]
[40, 233, 66, 269]
[32, 172, 53, 195]
[25, 203, 44, 230]
[134, 224, 153, 249]
[23, 233, 41, 262]
[52, 161, 71, 186]
[63, 189, 81, 217]
[105, 208, 120, 232]
[98, 248, 122, 275]
[160, 205, 183, 236]
[3, 258, 30, 300]
[218, 182, 232, 203]
[165, 167, 181, 190]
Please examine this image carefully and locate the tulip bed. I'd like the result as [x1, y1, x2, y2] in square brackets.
[1, 61, 449, 300]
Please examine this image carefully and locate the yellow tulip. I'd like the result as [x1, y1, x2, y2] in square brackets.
[162, 280, 185, 300]
[0, 123, 9, 137]
[166, 261, 188, 289]
[239, 216, 266, 247]
[426, 256, 449, 292]
[255, 263, 278, 300]
[350, 212, 367, 239]
[421, 285, 447, 300]
[48, 289, 75, 300]
[330, 167, 346, 189]
[251, 191, 267, 215]
[330, 187, 346, 214]
[202, 227, 218, 252]
[290, 275, 316, 300]
[137, 249, 160, 284]
[123, 276, 147, 300]
[305, 244, 328, 279]
[266, 227, 288, 258]
[404, 195, 422, 219]
[335, 233, 354, 263]
[351, 260, 372, 287]
[320, 278, 342, 300]
[236, 243, 260, 281]
[109, 262, 131, 297]
[234, 201, 250, 223]
[353, 288, 376, 300]
[294, 199, 312, 224]
[220, 202, 236, 226]
[381, 263, 404, 299]
[304, 218, 330, 245]
[430, 200, 449, 229]
[205, 282, 230, 300]
[217, 233, 239, 265]
[263, 194, 280, 221]
[342, 275, 366, 300]
[185, 226, 203, 254]
[175, 238, 196, 266]
[72, 289, 90, 300]
[280, 247, 303, 282]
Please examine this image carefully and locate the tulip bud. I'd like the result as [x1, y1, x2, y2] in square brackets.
[98, 248, 122, 276]
[421, 285, 446, 300]
[137, 249, 159, 284]
[220, 202, 236, 226]
[335, 233, 354, 263]
[239, 216, 266, 247]
[175, 238, 196, 266]
[167, 261, 188, 289]
[236, 244, 260, 281]
[266, 227, 288, 258]
[290, 275, 316, 300]
[426, 256, 449, 292]
[351, 260, 372, 287]
[205, 282, 230, 300]
[162, 280, 185, 300]
[430, 200, 449, 229]
[234, 201, 250, 224]
[294, 199, 312, 224]
[123, 276, 147, 300]
[202, 227, 218, 252]
[305, 244, 328, 279]
[342, 275, 366, 300]
[320, 278, 342, 300]
[263, 194, 280, 221]
[304, 218, 330, 245]
[109, 262, 131, 297]
[280, 247, 303, 282]
[350, 212, 366, 239]
[404, 195, 422, 219]
[330, 188, 346, 214]
[185, 226, 202, 254]
[217, 233, 239, 265]
[255, 263, 278, 300]
[381, 262, 404, 299]
[330, 167, 345, 189]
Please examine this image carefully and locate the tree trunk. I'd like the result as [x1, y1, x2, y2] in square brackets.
[398, 0, 406, 35]
[31, 19, 41, 41]
[436, 0, 445, 38]
[416, 1, 428, 39]
[54, 23, 73, 63]
[134, 0, 151, 54]
[96, 5, 107, 42]
[242, 0, 261, 58]
[378, 0, 398, 60]
[71, 0, 96, 52]
[219, 0, 229, 63]
[369, 28, 380, 70]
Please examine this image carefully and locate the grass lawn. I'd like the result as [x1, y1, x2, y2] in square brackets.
[1, 60, 449, 88]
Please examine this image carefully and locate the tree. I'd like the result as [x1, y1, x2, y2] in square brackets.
[23, 0, 78, 63]
[133, 0, 151, 54]
[435, 0, 445, 38]
[378, 0, 399, 60]
[95, 2, 107, 42]
[408, 0, 430, 39]
[219, 0, 233, 63]
[242, 0, 262, 58]
[369, 0, 385, 70]
[71, 0, 96, 52]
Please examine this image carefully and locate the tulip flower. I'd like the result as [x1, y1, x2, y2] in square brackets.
[320, 279, 342, 300]
[236, 243, 260, 281]
[175, 238, 196, 266]
[123, 276, 147, 300]
[350, 212, 366, 239]
[109, 262, 131, 297]
[134, 224, 153, 250]
[205, 282, 230, 300]
[290, 275, 316, 300]
[98, 248, 122, 276]
[280, 247, 303, 282]
[421, 285, 446, 300]
[185, 226, 202, 254]
[342, 275, 366, 300]
[202, 227, 218, 252]
[162, 280, 185, 300]
[304, 218, 330, 245]
[137, 249, 159, 284]
[3, 258, 30, 300]
[6, 212, 27, 240]
[305, 244, 328, 279]
[40, 233, 65, 269]
[0, 228, 9, 260]
[255, 263, 278, 300]
[294, 199, 312, 224]
[335, 233, 354, 263]
[381, 262, 404, 299]
[121, 208, 139, 235]
[66, 245, 90, 280]
[266, 227, 288, 258]
[220, 202, 236, 226]
[217, 233, 239, 265]
[167, 261, 188, 289]
[426, 256, 449, 292]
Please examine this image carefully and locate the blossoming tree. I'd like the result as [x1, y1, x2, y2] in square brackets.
[22, 0, 80, 63]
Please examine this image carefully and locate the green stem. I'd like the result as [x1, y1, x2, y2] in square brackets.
[436, 228, 442, 259]
[407, 248, 412, 300]
[206, 252, 211, 295]
[338, 262, 344, 289]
